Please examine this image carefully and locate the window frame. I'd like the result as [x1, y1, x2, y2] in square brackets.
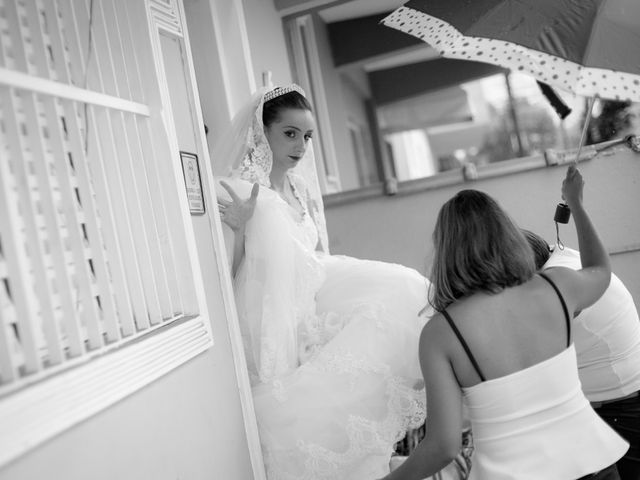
[0, 0, 215, 467]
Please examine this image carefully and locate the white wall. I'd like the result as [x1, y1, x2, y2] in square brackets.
[341, 72, 379, 186]
[242, 0, 293, 87]
[2, 346, 254, 479]
[186, 0, 293, 166]
[184, 0, 236, 152]
[1, 1, 259, 478]
[160, 11, 261, 479]
[184, 0, 256, 154]
[312, 14, 361, 191]
[324, 148, 640, 303]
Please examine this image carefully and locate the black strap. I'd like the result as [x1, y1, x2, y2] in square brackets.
[539, 273, 572, 347]
[441, 310, 486, 382]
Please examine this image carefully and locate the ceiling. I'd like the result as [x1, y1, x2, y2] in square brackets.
[275, 0, 503, 104]
[318, 0, 405, 23]
[318, 1, 438, 74]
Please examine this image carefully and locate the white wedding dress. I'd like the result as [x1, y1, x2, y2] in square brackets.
[228, 174, 430, 480]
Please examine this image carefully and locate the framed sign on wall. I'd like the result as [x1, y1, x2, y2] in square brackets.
[180, 151, 205, 215]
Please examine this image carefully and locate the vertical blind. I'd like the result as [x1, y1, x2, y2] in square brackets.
[0, 0, 201, 392]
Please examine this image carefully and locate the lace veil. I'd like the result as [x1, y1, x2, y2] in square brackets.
[212, 85, 330, 383]
[213, 85, 329, 252]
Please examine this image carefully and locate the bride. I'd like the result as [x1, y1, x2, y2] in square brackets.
[214, 84, 431, 480]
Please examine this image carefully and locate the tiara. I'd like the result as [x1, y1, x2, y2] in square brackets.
[264, 84, 306, 103]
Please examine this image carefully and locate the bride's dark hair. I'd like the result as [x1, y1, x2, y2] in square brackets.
[429, 189, 536, 311]
[263, 90, 313, 128]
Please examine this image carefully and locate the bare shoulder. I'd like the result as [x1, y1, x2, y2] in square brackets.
[541, 263, 611, 314]
[418, 312, 456, 380]
[419, 312, 452, 355]
[539, 265, 585, 298]
[540, 265, 578, 281]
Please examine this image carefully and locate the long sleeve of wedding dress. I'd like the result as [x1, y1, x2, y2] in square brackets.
[229, 176, 431, 480]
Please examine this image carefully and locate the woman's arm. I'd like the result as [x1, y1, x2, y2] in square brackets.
[218, 181, 259, 277]
[380, 316, 463, 480]
[547, 166, 611, 313]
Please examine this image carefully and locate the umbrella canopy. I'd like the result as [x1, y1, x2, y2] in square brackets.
[382, 0, 640, 102]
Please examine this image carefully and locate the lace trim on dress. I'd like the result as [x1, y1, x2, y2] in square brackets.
[260, 304, 427, 479]
[262, 338, 426, 480]
[237, 138, 272, 187]
[307, 349, 426, 428]
[288, 172, 326, 247]
[297, 302, 390, 367]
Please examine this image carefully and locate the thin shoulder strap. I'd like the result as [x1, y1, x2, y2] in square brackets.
[441, 310, 486, 382]
[539, 272, 571, 347]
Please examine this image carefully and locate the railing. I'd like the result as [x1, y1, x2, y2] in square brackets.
[323, 142, 640, 301]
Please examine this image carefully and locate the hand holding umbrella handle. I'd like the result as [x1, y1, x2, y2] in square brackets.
[556, 165, 586, 224]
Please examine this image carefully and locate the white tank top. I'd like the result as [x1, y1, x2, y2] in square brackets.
[544, 247, 640, 401]
[463, 345, 628, 479]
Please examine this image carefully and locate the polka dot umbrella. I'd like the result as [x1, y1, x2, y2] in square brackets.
[382, 0, 640, 103]
[383, 0, 640, 225]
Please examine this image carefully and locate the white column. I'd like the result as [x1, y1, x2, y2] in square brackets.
[183, 0, 256, 154]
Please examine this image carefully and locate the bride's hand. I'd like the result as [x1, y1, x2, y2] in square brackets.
[218, 181, 259, 232]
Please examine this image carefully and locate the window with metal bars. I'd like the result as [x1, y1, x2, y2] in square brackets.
[0, 0, 212, 464]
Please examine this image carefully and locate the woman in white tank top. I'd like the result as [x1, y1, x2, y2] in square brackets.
[379, 166, 628, 480]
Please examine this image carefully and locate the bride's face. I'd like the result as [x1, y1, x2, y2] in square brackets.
[265, 108, 315, 171]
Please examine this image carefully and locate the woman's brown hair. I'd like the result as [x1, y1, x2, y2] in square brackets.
[429, 190, 536, 311]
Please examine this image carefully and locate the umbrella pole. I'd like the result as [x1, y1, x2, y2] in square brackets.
[555, 96, 597, 238]
[574, 96, 598, 164]
[504, 72, 526, 157]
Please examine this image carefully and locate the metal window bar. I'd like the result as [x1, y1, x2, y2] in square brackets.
[2, 0, 68, 368]
[40, 0, 122, 343]
[110, 0, 183, 314]
[101, 0, 175, 319]
[91, 0, 172, 323]
[126, 0, 200, 312]
[16, 0, 100, 355]
[0, 247, 18, 382]
[57, 0, 139, 337]
[0, 86, 45, 375]
[69, 0, 155, 330]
